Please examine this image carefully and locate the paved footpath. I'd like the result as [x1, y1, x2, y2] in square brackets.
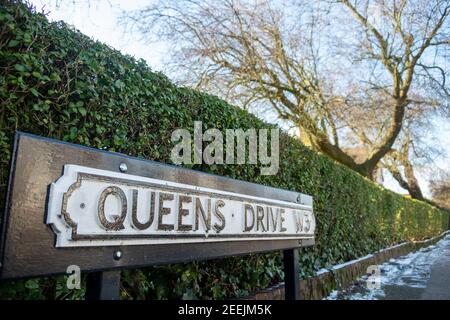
[326, 234, 450, 300]
[420, 242, 450, 299]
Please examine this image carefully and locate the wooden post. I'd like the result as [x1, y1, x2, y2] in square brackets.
[86, 270, 121, 300]
[283, 248, 300, 300]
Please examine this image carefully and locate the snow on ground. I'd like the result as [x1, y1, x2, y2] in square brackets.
[324, 234, 450, 300]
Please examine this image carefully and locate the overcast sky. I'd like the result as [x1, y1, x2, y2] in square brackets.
[28, 0, 450, 198]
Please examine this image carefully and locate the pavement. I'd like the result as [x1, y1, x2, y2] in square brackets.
[326, 233, 450, 300]
[420, 244, 450, 299]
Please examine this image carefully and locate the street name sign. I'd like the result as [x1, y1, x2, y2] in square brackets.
[0, 132, 314, 280]
[48, 165, 315, 247]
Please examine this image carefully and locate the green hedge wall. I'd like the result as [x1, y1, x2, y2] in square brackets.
[0, 2, 447, 299]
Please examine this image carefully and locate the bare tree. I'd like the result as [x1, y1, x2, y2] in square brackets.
[121, 0, 449, 194]
[340, 88, 447, 200]
[430, 171, 450, 209]
[338, 0, 449, 173]
[382, 139, 425, 200]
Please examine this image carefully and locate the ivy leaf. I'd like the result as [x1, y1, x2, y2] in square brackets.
[114, 79, 124, 89]
[8, 39, 19, 47]
[14, 64, 26, 72]
[29, 88, 39, 97]
[78, 107, 87, 116]
[25, 280, 39, 290]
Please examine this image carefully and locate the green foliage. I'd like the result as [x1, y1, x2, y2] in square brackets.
[0, 2, 448, 299]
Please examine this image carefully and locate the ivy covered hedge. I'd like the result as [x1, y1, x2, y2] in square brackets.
[0, 2, 447, 299]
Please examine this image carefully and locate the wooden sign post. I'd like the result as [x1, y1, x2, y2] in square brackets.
[0, 132, 315, 300]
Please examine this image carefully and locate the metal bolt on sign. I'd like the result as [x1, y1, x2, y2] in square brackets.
[119, 163, 127, 172]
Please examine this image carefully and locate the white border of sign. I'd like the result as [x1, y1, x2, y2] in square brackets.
[47, 165, 315, 247]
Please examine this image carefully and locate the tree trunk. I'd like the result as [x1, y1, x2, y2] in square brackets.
[310, 135, 371, 176]
[403, 159, 424, 201]
[361, 99, 407, 174]
[388, 164, 424, 201]
[299, 99, 408, 180]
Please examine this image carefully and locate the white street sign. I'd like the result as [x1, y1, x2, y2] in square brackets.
[47, 165, 315, 247]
